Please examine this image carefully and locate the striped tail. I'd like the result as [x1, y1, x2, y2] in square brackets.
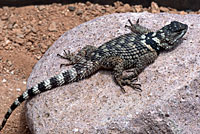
[0, 60, 99, 131]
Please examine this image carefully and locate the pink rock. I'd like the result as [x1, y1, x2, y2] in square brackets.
[26, 12, 200, 133]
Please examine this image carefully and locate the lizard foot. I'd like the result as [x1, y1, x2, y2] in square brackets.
[121, 78, 142, 92]
[116, 76, 141, 93]
[57, 50, 78, 68]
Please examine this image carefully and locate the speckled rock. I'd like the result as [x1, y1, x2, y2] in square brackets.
[26, 12, 200, 134]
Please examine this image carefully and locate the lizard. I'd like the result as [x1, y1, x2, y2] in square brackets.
[0, 19, 188, 131]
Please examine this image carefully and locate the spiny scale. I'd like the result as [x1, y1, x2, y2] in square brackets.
[0, 19, 188, 131]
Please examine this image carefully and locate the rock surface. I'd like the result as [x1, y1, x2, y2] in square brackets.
[26, 12, 200, 134]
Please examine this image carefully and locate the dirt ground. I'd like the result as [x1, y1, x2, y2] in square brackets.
[0, 1, 199, 134]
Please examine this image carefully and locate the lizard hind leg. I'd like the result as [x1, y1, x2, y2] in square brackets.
[114, 65, 141, 93]
[57, 45, 97, 68]
[102, 57, 141, 93]
[121, 69, 142, 92]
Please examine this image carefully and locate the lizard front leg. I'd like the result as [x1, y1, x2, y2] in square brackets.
[57, 45, 97, 67]
[125, 19, 152, 34]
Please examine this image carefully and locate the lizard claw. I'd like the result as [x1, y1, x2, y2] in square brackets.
[57, 50, 72, 59]
[125, 19, 141, 33]
[136, 18, 140, 24]
[57, 50, 74, 67]
[121, 78, 142, 92]
[59, 63, 72, 68]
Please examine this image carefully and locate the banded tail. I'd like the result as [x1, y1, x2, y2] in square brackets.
[0, 60, 99, 131]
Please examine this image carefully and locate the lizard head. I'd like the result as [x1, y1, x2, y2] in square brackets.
[157, 21, 188, 50]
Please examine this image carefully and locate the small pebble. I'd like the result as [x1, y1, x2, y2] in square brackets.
[72, 128, 79, 132]
[16, 88, 21, 92]
[2, 79, 7, 83]
[48, 22, 57, 32]
[10, 70, 14, 74]
[76, 9, 83, 15]
[68, 6, 76, 11]
[23, 81, 27, 84]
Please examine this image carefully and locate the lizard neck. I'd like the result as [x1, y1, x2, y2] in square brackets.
[141, 32, 164, 54]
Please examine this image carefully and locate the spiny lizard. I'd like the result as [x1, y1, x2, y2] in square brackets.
[0, 19, 188, 131]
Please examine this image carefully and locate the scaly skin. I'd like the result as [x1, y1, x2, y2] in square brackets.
[0, 19, 188, 131]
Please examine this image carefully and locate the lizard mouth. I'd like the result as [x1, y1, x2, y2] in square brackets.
[170, 28, 188, 44]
